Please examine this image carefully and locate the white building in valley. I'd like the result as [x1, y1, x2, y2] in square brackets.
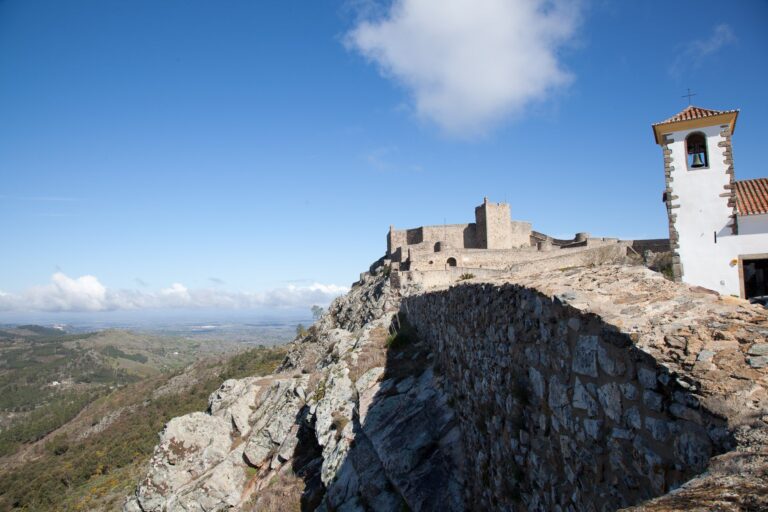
[652, 105, 768, 300]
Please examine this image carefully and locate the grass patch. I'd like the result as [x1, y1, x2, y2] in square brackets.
[311, 377, 327, 402]
[244, 468, 303, 512]
[382, 314, 431, 383]
[219, 346, 287, 381]
[457, 273, 475, 281]
[385, 314, 418, 351]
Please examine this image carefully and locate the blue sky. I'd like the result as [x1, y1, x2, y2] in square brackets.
[1, 0, 767, 315]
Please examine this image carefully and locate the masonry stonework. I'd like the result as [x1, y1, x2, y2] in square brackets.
[386, 198, 660, 282]
[661, 134, 683, 282]
[401, 266, 768, 511]
[718, 125, 739, 235]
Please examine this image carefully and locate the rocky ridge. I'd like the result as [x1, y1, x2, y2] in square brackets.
[125, 260, 464, 511]
[125, 260, 768, 511]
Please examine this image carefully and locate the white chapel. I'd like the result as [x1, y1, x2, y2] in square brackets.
[652, 105, 768, 300]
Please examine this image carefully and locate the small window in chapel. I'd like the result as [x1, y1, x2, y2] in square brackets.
[686, 132, 709, 169]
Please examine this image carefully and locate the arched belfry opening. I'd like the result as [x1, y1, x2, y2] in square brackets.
[446, 257, 457, 267]
[686, 132, 709, 169]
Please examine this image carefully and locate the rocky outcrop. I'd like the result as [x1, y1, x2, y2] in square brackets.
[126, 261, 768, 512]
[126, 375, 309, 512]
[125, 261, 463, 512]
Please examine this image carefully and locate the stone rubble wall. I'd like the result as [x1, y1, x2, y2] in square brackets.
[394, 242, 628, 290]
[402, 266, 768, 511]
[126, 260, 766, 512]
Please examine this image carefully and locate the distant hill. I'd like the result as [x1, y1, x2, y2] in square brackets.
[0, 325, 288, 511]
[0, 327, 237, 439]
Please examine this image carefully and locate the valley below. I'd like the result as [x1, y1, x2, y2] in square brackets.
[0, 325, 289, 511]
[2, 258, 767, 512]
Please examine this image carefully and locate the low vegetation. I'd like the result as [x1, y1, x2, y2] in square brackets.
[0, 326, 286, 511]
[99, 345, 148, 363]
[0, 389, 102, 457]
[383, 314, 430, 382]
[385, 314, 418, 351]
[347, 325, 388, 383]
[245, 468, 303, 512]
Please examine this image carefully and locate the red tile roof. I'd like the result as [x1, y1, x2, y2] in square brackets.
[735, 178, 768, 216]
[653, 105, 739, 126]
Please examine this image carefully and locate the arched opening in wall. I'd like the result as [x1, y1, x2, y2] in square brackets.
[686, 132, 709, 169]
[446, 257, 457, 267]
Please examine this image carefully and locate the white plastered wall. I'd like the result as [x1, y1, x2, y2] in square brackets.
[739, 213, 768, 235]
[666, 124, 768, 296]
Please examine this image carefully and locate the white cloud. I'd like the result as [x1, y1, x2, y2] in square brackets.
[669, 24, 735, 79]
[0, 273, 349, 313]
[346, 0, 582, 136]
[24, 273, 108, 312]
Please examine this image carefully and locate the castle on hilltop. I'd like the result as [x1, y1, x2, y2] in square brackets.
[384, 197, 662, 289]
[383, 105, 768, 300]
[387, 198, 532, 271]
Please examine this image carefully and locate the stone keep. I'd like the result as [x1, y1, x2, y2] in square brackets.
[386, 197, 532, 270]
[475, 198, 514, 249]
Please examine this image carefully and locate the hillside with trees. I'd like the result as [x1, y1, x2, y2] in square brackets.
[0, 326, 287, 511]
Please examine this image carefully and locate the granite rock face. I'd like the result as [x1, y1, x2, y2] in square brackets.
[130, 412, 241, 511]
[125, 262, 463, 512]
[126, 262, 768, 512]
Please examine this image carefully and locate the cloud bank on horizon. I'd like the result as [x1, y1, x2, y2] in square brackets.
[0, 273, 348, 313]
[346, 0, 582, 136]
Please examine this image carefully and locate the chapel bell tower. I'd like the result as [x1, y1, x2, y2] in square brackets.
[651, 105, 739, 282]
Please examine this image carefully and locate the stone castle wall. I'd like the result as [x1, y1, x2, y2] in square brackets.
[388, 199, 533, 268]
[401, 267, 768, 511]
[394, 242, 628, 288]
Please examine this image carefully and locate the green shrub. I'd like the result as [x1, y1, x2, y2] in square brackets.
[312, 378, 327, 402]
[219, 346, 286, 381]
[457, 273, 475, 281]
[385, 314, 418, 350]
[100, 345, 149, 363]
[0, 389, 102, 457]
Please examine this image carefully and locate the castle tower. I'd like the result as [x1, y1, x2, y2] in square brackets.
[475, 197, 514, 249]
[652, 105, 739, 284]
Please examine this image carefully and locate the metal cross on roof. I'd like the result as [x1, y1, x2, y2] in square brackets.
[682, 88, 697, 105]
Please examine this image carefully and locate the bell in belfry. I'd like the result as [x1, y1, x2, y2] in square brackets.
[686, 133, 708, 168]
